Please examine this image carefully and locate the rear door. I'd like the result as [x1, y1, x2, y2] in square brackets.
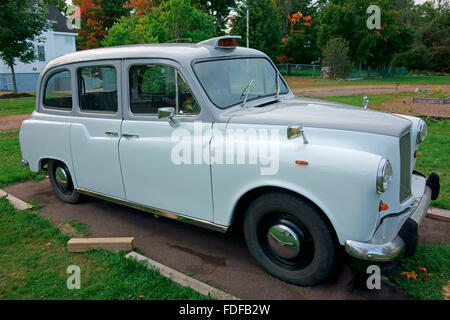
[70, 60, 125, 198]
[119, 59, 213, 221]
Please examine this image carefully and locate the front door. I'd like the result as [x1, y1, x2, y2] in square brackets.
[70, 61, 125, 199]
[119, 60, 213, 221]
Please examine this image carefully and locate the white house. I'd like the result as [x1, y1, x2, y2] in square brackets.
[0, 6, 77, 92]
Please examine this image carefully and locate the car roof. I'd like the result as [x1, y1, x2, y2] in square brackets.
[42, 43, 266, 74]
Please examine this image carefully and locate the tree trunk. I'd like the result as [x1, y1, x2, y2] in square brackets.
[9, 60, 18, 94]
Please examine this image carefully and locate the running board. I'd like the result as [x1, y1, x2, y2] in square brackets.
[75, 188, 228, 233]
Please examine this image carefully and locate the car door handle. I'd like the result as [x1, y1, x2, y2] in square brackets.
[122, 133, 139, 138]
[105, 131, 119, 137]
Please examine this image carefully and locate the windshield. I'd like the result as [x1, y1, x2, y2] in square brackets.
[193, 58, 288, 109]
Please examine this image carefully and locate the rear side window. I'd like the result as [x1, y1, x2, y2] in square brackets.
[78, 65, 118, 113]
[44, 70, 72, 109]
[129, 64, 200, 115]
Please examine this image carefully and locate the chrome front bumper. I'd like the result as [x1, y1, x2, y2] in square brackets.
[345, 172, 440, 262]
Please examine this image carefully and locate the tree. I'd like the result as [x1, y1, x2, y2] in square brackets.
[318, 0, 414, 69]
[103, 0, 215, 46]
[230, 0, 282, 61]
[0, 0, 50, 94]
[280, 11, 320, 63]
[322, 38, 352, 79]
[73, 0, 129, 49]
[43, 0, 68, 14]
[394, 0, 450, 72]
[124, 0, 154, 15]
[160, 0, 216, 41]
[275, 0, 314, 37]
[194, 0, 236, 35]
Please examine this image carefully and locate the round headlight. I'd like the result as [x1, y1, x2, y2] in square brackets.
[377, 159, 393, 194]
[417, 120, 427, 144]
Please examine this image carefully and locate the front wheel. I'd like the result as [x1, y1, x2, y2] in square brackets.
[48, 160, 80, 204]
[243, 192, 337, 286]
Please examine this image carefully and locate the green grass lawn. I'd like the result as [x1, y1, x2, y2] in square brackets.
[347, 243, 450, 300]
[393, 244, 450, 300]
[415, 119, 450, 210]
[287, 75, 450, 89]
[0, 96, 36, 117]
[0, 130, 46, 188]
[0, 197, 209, 299]
[312, 92, 416, 107]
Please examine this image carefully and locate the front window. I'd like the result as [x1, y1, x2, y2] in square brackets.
[193, 58, 287, 108]
[129, 64, 200, 115]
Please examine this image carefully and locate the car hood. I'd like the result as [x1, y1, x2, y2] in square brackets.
[226, 96, 412, 137]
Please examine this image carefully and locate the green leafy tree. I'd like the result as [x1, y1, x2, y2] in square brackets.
[43, 0, 68, 14]
[194, 0, 236, 35]
[103, 0, 215, 46]
[318, 0, 414, 69]
[393, 0, 449, 72]
[230, 0, 282, 61]
[322, 37, 353, 79]
[0, 0, 50, 94]
[160, 0, 215, 41]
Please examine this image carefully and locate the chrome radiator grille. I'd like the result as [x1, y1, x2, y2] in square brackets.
[399, 132, 412, 202]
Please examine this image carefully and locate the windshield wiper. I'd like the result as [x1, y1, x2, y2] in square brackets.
[240, 79, 254, 108]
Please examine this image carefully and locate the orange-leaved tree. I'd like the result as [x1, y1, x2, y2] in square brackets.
[74, 0, 129, 50]
[277, 11, 319, 64]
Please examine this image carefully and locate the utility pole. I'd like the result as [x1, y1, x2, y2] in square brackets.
[228, 6, 249, 48]
[246, 9, 249, 48]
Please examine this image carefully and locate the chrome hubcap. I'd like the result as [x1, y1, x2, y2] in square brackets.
[55, 166, 69, 189]
[267, 224, 300, 259]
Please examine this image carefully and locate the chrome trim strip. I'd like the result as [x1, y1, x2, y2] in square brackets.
[76, 188, 228, 233]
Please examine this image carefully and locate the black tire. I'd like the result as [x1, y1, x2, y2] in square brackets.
[243, 192, 337, 286]
[48, 160, 80, 204]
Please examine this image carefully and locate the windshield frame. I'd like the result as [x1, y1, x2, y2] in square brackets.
[192, 56, 289, 109]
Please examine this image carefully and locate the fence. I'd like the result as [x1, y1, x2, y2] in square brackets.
[276, 64, 321, 78]
[276, 64, 408, 79]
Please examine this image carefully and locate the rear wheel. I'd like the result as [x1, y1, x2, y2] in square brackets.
[48, 160, 80, 204]
[243, 192, 337, 286]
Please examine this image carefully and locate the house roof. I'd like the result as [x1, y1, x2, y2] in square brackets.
[47, 5, 77, 34]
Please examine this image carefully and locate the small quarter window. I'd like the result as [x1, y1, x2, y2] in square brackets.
[129, 64, 199, 115]
[78, 65, 118, 113]
[43, 70, 72, 109]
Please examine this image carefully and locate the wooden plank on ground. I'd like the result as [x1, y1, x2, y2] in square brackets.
[67, 237, 135, 253]
[125, 251, 238, 300]
[0, 189, 33, 211]
[427, 208, 450, 223]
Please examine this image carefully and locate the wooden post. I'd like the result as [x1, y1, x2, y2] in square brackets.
[67, 237, 135, 253]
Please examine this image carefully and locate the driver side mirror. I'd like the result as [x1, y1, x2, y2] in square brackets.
[158, 107, 177, 127]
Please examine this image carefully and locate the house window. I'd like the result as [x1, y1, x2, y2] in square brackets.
[37, 46, 45, 61]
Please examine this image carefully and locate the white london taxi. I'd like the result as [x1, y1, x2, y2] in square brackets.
[19, 36, 440, 285]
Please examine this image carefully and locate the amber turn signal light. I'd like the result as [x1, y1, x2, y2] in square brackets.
[379, 201, 389, 211]
[217, 38, 237, 48]
[414, 150, 421, 158]
[295, 160, 308, 165]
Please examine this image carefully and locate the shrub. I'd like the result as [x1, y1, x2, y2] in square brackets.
[322, 38, 352, 79]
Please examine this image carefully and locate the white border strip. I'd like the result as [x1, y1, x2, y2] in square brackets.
[0, 189, 33, 211]
[125, 251, 238, 300]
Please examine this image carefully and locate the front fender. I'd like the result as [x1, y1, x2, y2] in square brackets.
[211, 124, 383, 244]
